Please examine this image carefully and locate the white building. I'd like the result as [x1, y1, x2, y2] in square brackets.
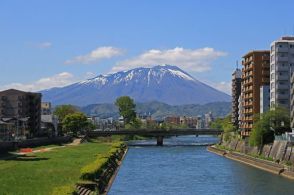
[270, 36, 294, 110]
[260, 85, 270, 113]
[204, 112, 213, 128]
[291, 73, 294, 129]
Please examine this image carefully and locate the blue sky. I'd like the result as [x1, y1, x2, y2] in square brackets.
[1, 0, 294, 94]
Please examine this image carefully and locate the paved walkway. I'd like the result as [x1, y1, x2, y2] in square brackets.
[2, 138, 83, 157]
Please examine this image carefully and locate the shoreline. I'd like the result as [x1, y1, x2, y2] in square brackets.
[207, 146, 294, 180]
[104, 147, 129, 195]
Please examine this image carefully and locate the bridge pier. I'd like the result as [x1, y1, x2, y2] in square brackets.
[156, 136, 164, 146]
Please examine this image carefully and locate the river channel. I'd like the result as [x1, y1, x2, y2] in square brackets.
[109, 136, 294, 195]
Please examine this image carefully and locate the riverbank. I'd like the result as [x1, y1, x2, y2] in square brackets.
[207, 145, 294, 180]
[0, 138, 126, 194]
[76, 142, 127, 194]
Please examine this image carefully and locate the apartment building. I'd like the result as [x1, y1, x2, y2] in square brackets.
[0, 89, 42, 136]
[291, 73, 294, 129]
[231, 68, 242, 128]
[270, 36, 294, 110]
[240, 51, 270, 136]
[260, 85, 270, 113]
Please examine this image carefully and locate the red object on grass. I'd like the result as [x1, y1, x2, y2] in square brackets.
[20, 148, 33, 153]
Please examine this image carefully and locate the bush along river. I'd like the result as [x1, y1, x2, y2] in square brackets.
[108, 136, 294, 195]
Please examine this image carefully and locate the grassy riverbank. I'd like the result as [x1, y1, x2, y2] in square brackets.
[0, 139, 124, 195]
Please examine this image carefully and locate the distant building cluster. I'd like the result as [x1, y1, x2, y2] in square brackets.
[232, 36, 294, 137]
[164, 112, 214, 129]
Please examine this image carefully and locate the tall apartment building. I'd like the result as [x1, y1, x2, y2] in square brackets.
[0, 89, 42, 135]
[240, 51, 270, 136]
[231, 68, 242, 128]
[270, 36, 294, 110]
[260, 85, 270, 113]
[291, 73, 294, 129]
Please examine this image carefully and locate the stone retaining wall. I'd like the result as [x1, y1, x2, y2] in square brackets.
[222, 139, 294, 164]
[207, 146, 294, 180]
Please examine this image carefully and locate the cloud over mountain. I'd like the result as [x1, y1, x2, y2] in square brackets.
[113, 47, 227, 72]
[65, 46, 124, 65]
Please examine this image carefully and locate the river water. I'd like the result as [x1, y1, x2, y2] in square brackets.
[109, 136, 294, 195]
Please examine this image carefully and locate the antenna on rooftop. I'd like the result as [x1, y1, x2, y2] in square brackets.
[236, 60, 239, 69]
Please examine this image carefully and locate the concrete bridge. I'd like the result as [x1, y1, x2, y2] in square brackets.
[87, 128, 222, 146]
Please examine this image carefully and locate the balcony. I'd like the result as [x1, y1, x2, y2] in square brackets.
[276, 47, 289, 52]
[276, 93, 289, 99]
[262, 70, 270, 75]
[276, 74, 289, 81]
[276, 65, 289, 71]
[262, 56, 270, 61]
[277, 56, 289, 62]
[262, 78, 270, 83]
[277, 83, 289, 90]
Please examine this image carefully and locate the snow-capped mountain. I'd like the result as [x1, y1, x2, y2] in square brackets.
[41, 65, 231, 106]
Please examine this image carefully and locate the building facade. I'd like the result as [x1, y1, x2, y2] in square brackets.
[270, 36, 294, 110]
[164, 116, 180, 125]
[291, 73, 294, 129]
[260, 85, 270, 114]
[0, 89, 42, 136]
[240, 51, 270, 136]
[41, 102, 52, 115]
[204, 112, 214, 128]
[231, 68, 242, 128]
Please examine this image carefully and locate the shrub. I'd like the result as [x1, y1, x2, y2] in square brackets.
[52, 185, 76, 195]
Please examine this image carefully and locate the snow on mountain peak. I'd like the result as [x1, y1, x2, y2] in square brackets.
[42, 64, 230, 106]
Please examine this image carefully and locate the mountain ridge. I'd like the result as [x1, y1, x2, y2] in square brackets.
[41, 65, 231, 106]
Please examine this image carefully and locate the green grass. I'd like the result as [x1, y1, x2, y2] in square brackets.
[0, 140, 120, 195]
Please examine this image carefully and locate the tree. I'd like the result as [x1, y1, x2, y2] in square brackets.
[210, 115, 236, 142]
[115, 96, 137, 125]
[249, 107, 290, 146]
[54, 105, 78, 122]
[62, 112, 89, 136]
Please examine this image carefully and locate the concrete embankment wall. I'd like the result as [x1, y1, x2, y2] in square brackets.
[0, 136, 72, 153]
[76, 144, 128, 195]
[221, 139, 294, 163]
[208, 139, 294, 180]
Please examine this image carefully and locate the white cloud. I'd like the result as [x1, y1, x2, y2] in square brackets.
[65, 46, 124, 65]
[112, 47, 227, 72]
[209, 81, 231, 95]
[0, 72, 76, 92]
[36, 42, 52, 49]
[85, 72, 96, 78]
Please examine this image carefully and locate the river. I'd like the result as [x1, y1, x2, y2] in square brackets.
[109, 136, 294, 195]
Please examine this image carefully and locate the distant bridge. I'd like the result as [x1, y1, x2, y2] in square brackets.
[87, 128, 222, 146]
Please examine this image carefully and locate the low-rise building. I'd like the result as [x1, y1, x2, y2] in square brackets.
[164, 116, 180, 125]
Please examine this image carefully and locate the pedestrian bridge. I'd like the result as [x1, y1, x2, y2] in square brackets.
[87, 128, 222, 146]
